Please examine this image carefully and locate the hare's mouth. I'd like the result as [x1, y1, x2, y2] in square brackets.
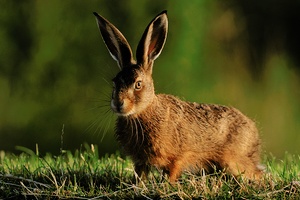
[111, 100, 135, 117]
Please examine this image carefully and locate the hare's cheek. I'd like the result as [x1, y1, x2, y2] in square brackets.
[124, 90, 136, 113]
[123, 99, 135, 114]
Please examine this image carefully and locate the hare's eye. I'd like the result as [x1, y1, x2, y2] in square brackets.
[135, 81, 142, 90]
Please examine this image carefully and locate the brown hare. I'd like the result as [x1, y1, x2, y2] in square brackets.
[93, 10, 263, 182]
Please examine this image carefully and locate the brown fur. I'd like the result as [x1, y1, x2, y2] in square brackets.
[116, 95, 262, 182]
[93, 10, 263, 182]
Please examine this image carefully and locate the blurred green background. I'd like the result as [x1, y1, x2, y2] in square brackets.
[1, 0, 299, 158]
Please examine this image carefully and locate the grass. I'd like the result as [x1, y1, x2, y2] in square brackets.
[1, 144, 299, 199]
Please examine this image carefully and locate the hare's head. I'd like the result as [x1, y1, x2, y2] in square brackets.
[94, 11, 168, 116]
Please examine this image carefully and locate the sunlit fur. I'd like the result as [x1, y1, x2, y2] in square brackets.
[94, 10, 263, 183]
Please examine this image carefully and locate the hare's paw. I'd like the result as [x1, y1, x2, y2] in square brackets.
[134, 164, 150, 181]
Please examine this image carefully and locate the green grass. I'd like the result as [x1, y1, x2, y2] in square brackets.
[1, 144, 299, 199]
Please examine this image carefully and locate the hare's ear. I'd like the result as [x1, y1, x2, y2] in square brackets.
[136, 10, 168, 71]
[93, 12, 134, 69]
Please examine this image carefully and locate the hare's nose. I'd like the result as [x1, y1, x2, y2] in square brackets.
[118, 100, 124, 107]
[116, 100, 124, 113]
[111, 99, 124, 113]
[116, 99, 124, 108]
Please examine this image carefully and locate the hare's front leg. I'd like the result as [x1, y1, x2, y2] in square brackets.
[134, 164, 150, 181]
[166, 159, 184, 183]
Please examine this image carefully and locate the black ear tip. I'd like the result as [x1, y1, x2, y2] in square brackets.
[157, 10, 167, 18]
[159, 10, 167, 16]
[93, 12, 99, 17]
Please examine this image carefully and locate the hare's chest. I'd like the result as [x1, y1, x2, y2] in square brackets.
[116, 117, 175, 165]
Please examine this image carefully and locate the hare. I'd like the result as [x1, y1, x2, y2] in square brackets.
[93, 10, 263, 182]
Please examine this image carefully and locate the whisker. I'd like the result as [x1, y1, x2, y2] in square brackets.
[85, 99, 115, 141]
[128, 118, 134, 147]
[86, 109, 107, 134]
[133, 118, 140, 149]
[100, 112, 114, 142]
[102, 77, 113, 87]
[85, 111, 103, 133]
[136, 117, 145, 149]
[101, 93, 112, 100]
[96, 111, 115, 140]
[86, 104, 110, 112]
[88, 98, 111, 104]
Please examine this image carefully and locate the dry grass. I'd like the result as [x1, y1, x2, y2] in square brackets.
[1, 144, 299, 199]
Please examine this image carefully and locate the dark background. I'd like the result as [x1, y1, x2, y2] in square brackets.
[1, 0, 300, 158]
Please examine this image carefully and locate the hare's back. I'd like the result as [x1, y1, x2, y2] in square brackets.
[157, 94, 258, 140]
